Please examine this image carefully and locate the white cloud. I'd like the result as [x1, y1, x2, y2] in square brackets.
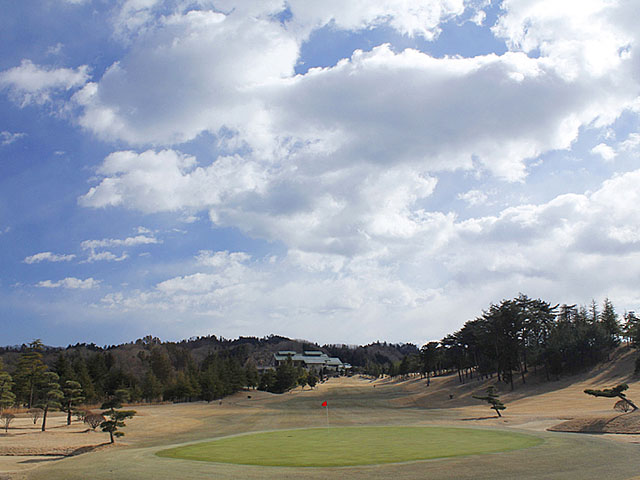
[37, 277, 101, 289]
[284, 0, 466, 39]
[80, 233, 159, 250]
[1, 131, 26, 146]
[24, 252, 76, 264]
[46, 43, 64, 56]
[591, 143, 617, 161]
[74, 10, 299, 145]
[84, 251, 129, 263]
[620, 133, 640, 153]
[8, 1, 640, 343]
[93, 168, 640, 343]
[493, 0, 637, 79]
[0, 60, 89, 106]
[458, 189, 489, 206]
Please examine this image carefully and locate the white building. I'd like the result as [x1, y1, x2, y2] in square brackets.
[273, 350, 351, 373]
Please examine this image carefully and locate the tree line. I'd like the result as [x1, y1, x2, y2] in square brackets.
[0, 335, 326, 420]
[380, 294, 640, 390]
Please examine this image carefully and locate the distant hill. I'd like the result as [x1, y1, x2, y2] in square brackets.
[0, 334, 418, 375]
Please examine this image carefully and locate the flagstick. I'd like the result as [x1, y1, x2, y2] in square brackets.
[325, 404, 329, 432]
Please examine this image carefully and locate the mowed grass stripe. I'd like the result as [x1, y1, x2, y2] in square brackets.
[156, 426, 543, 467]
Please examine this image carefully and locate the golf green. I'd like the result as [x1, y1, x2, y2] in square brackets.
[156, 426, 543, 467]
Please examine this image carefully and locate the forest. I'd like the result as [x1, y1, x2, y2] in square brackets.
[383, 294, 640, 390]
[1, 294, 639, 416]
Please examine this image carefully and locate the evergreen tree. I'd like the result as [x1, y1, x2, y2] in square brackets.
[258, 369, 277, 392]
[72, 355, 96, 403]
[87, 352, 109, 399]
[599, 298, 621, 348]
[100, 389, 136, 444]
[245, 360, 259, 389]
[420, 342, 440, 386]
[0, 360, 16, 412]
[36, 371, 63, 432]
[13, 340, 47, 408]
[584, 384, 638, 411]
[53, 353, 75, 383]
[150, 347, 173, 384]
[623, 311, 640, 346]
[473, 385, 506, 417]
[141, 371, 163, 402]
[274, 358, 298, 393]
[61, 380, 84, 425]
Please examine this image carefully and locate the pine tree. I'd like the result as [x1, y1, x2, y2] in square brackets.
[100, 389, 136, 444]
[53, 353, 75, 383]
[72, 355, 96, 403]
[599, 298, 621, 349]
[0, 360, 16, 413]
[584, 384, 638, 411]
[141, 371, 163, 402]
[13, 340, 48, 408]
[473, 385, 506, 417]
[36, 372, 63, 431]
[61, 380, 84, 425]
[245, 360, 259, 389]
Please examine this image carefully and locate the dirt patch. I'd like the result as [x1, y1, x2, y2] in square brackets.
[549, 411, 640, 434]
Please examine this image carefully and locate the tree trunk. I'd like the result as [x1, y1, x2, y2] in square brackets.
[67, 405, 72, 426]
[621, 396, 639, 411]
[41, 406, 48, 432]
[109, 430, 114, 443]
[494, 407, 502, 418]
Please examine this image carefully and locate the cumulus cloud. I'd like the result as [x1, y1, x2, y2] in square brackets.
[37, 277, 101, 289]
[0, 60, 89, 106]
[591, 143, 616, 161]
[284, 0, 466, 39]
[24, 252, 76, 264]
[66, 0, 638, 198]
[74, 9, 299, 145]
[94, 168, 640, 343]
[620, 133, 640, 153]
[7, 1, 640, 343]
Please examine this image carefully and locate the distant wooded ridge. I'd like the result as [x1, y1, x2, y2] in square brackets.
[1, 294, 639, 411]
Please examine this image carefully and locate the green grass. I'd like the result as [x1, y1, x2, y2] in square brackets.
[156, 426, 543, 467]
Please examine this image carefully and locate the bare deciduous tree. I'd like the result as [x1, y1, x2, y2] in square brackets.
[1, 413, 15, 433]
[614, 399, 633, 413]
[84, 413, 105, 431]
[27, 408, 43, 425]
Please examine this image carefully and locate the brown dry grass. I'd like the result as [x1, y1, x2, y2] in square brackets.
[2, 347, 640, 479]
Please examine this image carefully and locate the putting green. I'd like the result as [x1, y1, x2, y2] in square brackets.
[156, 426, 543, 467]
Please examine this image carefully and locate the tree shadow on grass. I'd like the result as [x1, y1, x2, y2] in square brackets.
[18, 456, 66, 464]
[460, 416, 500, 421]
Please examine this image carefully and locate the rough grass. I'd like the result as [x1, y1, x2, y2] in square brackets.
[156, 426, 543, 467]
[13, 355, 640, 480]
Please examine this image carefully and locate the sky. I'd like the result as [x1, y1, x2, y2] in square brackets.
[1, 0, 640, 348]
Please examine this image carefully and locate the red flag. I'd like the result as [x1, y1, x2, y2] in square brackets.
[321, 401, 327, 407]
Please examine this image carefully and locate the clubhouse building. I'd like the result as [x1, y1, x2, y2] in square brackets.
[274, 350, 351, 374]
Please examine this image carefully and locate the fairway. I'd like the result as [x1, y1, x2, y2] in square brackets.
[156, 426, 543, 467]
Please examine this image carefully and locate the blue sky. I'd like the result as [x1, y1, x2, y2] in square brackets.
[1, 0, 640, 347]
